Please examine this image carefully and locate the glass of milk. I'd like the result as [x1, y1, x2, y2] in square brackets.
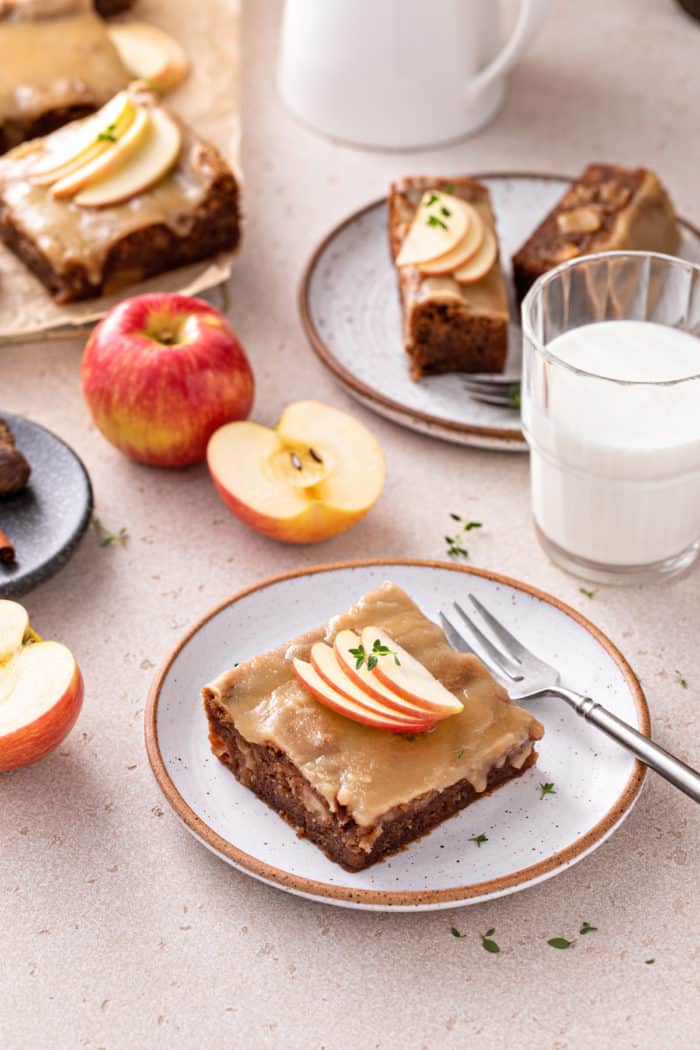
[521, 251, 700, 583]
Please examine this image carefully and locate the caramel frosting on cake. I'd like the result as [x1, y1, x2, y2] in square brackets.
[204, 582, 543, 828]
[0, 87, 221, 286]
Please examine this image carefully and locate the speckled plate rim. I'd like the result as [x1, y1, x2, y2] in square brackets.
[0, 412, 93, 598]
[299, 172, 700, 449]
[145, 559, 650, 910]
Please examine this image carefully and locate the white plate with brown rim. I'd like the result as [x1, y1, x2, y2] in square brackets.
[145, 559, 649, 911]
[299, 172, 700, 451]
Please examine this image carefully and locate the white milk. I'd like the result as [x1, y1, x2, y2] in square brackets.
[524, 320, 700, 567]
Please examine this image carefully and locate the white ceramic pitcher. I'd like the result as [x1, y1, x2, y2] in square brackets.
[278, 0, 549, 149]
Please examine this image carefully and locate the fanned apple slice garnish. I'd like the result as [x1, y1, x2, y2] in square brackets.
[418, 204, 485, 276]
[360, 627, 464, 716]
[108, 22, 189, 94]
[30, 91, 136, 186]
[293, 656, 436, 734]
[453, 225, 498, 284]
[396, 191, 470, 267]
[74, 107, 182, 208]
[51, 105, 151, 200]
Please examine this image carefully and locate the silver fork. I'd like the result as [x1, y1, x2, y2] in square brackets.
[462, 374, 521, 408]
[440, 594, 700, 803]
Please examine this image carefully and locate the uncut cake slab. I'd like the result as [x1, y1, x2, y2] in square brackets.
[146, 562, 647, 911]
[0, 0, 241, 339]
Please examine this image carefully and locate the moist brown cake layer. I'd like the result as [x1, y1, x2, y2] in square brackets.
[511, 164, 681, 303]
[0, 170, 240, 302]
[205, 693, 537, 872]
[389, 175, 509, 379]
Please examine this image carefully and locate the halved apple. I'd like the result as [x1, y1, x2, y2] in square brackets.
[310, 641, 435, 727]
[30, 91, 136, 187]
[109, 22, 189, 94]
[453, 225, 498, 285]
[396, 192, 471, 267]
[207, 401, 385, 544]
[333, 628, 438, 717]
[0, 601, 83, 773]
[74, 107, 181, 207]
[51, 104, 151, 200]
[293, 657, 434, 733]
[418, 204, 485, 276]
[360, 627, 464, 717]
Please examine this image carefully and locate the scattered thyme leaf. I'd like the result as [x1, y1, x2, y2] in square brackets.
[539, 782, 556, 800]
[348, 644, 366, 670]
[440, 205, 452, 218]
[425, 192, 440, 207]
[463, 521, 482, 532]
[443, 183, 455, 194]
[547, 937, 574, 950]
[480, 929, 500, 953]
[450, 512, 462, 522]
[579, 587, 597, 598]
[451, 926, 465, 938]
[469, 833, 488, 847]
[367, 654, 377, 672]
[427, 214, 448, 230]
[445, 535, 469, 559]
[92, 516, 128, 547]
[508, 384, 521, 410]
[96, 122, 117, 143]
[579, 921, 597, 935]
[456, 748, 465, 759]
[675, 670, 688, 688]
[645, 958, 655, 965]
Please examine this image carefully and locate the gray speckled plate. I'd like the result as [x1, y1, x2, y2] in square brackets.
[146, 560, 648, 911]
[0, 413, 93, 597]
[300, 173, 700, 451]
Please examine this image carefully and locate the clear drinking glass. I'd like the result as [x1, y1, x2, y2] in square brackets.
[521, 251, 700, 584]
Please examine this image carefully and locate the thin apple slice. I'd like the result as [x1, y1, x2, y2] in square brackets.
[418, 204, 485, 276]
[361, 627, 463, 716]
[310, 642, 434, 726]
[0, 600, 28, 664]
[108, 22, 189, 94]
[293, 657, 434, 734]
[30, 91, 136, 186]
[396, 192, 470, 267]
[74, 107, 181, 207]
[333, 628, 439, 718]
[51, 105, 151, 200]
[453, 225, 498, 285]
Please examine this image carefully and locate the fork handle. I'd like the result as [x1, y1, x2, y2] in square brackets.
[571, 694, 700, 802]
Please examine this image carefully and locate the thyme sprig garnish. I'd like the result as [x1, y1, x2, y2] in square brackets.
[427, 214, 448, 230]
[480, 928, 500, 954]
[579, 587, 597, 598]
[675, 670, 688, 688]
[445, 514, 482, 559]
[92, 516, 128, 547]
[539, 782, 556, 799]
[97, 122, 117, 143]
[348, 638, 400, 672]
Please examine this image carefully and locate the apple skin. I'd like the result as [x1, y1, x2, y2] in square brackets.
[0, 663, 84, 773]
[81, 293, 254, 467]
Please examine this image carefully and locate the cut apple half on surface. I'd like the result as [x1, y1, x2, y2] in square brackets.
[453, 225, 498, 284]
[74, 106, 181, 207]
[418, 203, 485, 276]
[51, 104, 151, 199]
[293, 657, 434, 734]
[207, 401, 385, 544]
[333, 628, 439, 718]
[0, 601, 84, 773]
[360, 627, 464, 717]
[310, 642, 435, 727]
[396, 192, 471, 267]
[109, 22, 189, 94]
[30, 91, 136, 186]
[0, 599, 28, 664]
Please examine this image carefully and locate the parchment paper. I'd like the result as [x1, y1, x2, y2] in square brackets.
[0, 0, 241, 339]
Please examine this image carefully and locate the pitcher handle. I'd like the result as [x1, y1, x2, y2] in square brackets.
[465, 0, 549, 103]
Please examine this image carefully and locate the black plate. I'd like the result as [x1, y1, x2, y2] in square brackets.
[0, 412, 93, 597]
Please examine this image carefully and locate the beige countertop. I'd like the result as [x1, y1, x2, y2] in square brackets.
[1, 2, 698, 1048]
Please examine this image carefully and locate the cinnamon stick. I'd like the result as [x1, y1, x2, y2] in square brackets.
[0, 526, 15, 563]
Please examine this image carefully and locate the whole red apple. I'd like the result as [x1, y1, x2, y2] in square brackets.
[82, 293, 254, 467]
